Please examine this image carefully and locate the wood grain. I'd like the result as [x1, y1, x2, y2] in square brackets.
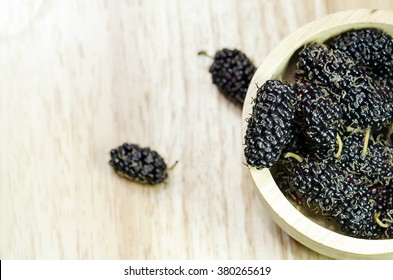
[1, 0, 393, 260]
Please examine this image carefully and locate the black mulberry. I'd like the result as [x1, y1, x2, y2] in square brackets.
[284, 154, 343, 215]
[109, 143, 172, 185]
[327, 28, 393, 82]
[380, 82, 393, 103]
[282, 152, 382, 239]
[369, 184, 393, 213]
[244, 80, 298, 169]
[297, 43, 392, 131]
[200, 49, 257, 106]
[335, 172, 381, 239]
[295, 79, 342, 147]
[341, 133, 393, 186]
[336, 190, 381, 239]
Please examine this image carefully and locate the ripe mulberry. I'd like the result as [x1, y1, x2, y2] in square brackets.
[109, 143, 172, 185]
[340, 133, 393, 186]
[244, 80, 298, 169]
[327, 28, 393, 82]
[295, 79, 342, 147]
[283, 152, 382, 239]
[336, 191, 381, 239]
[369, 184, 393, 213]
[296, 43, 392, 131]
[200, 49, 257, 106]
[380, 82, 393, 103]
[284, 153, 343, 215]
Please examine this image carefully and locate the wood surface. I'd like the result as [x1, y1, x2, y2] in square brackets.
[1, 0, 393, 260]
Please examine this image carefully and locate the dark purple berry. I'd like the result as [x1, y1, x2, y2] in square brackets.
[297, 43, 392, 130]
[369, 185, 393, 212]
[295, 79, 342, 147]
[202, 49, 257, 106]
[109, 143, 171, 185]
[244, 80, 298, 169]
[327, 28, 393, 83]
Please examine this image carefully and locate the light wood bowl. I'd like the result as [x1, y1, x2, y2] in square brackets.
[242, 9, 393, 259]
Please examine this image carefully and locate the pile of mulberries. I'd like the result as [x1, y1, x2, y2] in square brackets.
[297, 43, 392, 131]
[243, 27, 393, 239]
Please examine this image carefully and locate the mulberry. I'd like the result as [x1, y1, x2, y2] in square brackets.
[297, 43, 392, 131]
[109, 143, 173, 185]
[284, 153, 343, 215]
[380, 82, 393, 103]
[295, 79, 342, 147]
[327, 28, 393, 82]
[336, 190, 381, 239]
[244, 80, 298, 169]
[199, 48, 257, 106]
[340, 133, 393, 186]
[283, 152, 382, 239]
[369, 184, 393, 213]
[331, 173, 380, 239]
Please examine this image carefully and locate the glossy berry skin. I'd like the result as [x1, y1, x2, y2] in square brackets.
[295, 79, 342, 147]
[341, 133, 393, 186]
[284, 154, 381, 239]
[380, 82, 393, 103]
[244, 80, 298, 169]
[328, 28, 393, 82]
[332, 173, 380, 239]
[209, 48, 257, 106]
[288, 156, 343, 215]
[336, 190, 381, 240]
[109, 143, 168, 185]
[369, 185, 393, 213]
[297, 44, 392, 130]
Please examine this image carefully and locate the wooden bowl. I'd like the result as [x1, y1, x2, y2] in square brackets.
[242, 9, 393, 259]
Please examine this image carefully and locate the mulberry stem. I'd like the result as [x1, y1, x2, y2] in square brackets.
[334, 133, 343, 159]
[361, 127, 371, 158]
[284, 152, 303, 163]
[167, 160, 179, 170]
[374, 212, 390, 228]
[346, 126, 362, 133]
[198, 50, 214, 59]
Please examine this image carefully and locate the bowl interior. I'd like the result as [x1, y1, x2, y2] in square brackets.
[242, 9, 393, 259]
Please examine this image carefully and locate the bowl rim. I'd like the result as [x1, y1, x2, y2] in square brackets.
[242, 8, 393, 259]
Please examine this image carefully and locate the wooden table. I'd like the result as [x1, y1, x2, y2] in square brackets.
[1, 0, 393, 260]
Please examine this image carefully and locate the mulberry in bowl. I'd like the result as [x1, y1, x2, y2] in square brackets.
[242, 9, 393, 259]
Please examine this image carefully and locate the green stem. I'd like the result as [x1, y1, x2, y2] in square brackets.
[334, 133, 343, 159]
[198, 50, 214, 59]
[167, 160, 179, 170]
[284, 152, 303, 163]
[361, 127, 371, 158]
[374, 212, 390, 228]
